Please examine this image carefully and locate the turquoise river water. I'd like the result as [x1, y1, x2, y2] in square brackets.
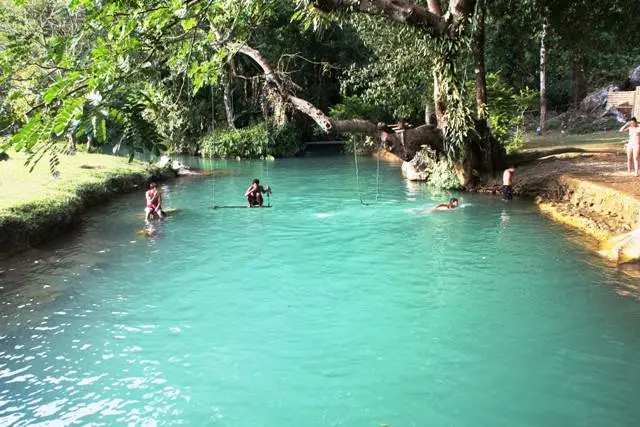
[1, 156, 640, 426]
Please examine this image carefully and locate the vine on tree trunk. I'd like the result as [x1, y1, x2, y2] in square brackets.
[431, 18, 476, 173]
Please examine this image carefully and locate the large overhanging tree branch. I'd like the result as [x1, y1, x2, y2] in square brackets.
[230, 42, 442, 157]
[314, 0, 446, 35]
[311, 0, 491, 186]
[313, 0, 476, 35]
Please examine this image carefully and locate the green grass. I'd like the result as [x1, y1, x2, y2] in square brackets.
[0, 151, 163, 253]
[0, 152, 148, 211]
[524, 130, 626, 152]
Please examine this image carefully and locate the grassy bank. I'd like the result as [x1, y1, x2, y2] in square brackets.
[0, 152, 167, 254]
[523, 130, 625, 151]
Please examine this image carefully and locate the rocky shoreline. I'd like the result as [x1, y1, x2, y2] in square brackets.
[391, 148, 640, 263]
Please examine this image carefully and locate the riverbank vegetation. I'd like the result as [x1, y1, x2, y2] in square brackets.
[1, 0, 639, 187]
[0, 152, 163, 253]
[199, 123, 302, 159]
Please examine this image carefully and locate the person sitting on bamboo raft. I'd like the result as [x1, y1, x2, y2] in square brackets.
[245, 178, 271, 207]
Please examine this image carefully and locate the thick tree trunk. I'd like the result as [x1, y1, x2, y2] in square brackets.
[222, 66, 235, 130]
[539, 14, 549, 133]
[571, 55, 587, 109]
[469, 0, 502, 176]
[315, 0, 447, 36]
[433, 70, 445, 127]
[425, 103, 436, 125]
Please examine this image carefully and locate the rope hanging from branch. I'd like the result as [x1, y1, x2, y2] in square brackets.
[353, 137, 370, 206]
[211, 84, 216, 205]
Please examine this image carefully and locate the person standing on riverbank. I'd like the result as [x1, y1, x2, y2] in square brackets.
[502, 167, 516, 201]
[618, 117, 640, 176]
[145, 183, 165, 222]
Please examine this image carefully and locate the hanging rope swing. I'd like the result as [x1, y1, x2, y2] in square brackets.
[352, 135, 382, 206]
[375, 137, 381, 202]
[211, 84, 217, 207]
[209, 85, 273, 209]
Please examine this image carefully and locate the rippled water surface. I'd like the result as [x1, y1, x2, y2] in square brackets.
[2, 156, 640, 426]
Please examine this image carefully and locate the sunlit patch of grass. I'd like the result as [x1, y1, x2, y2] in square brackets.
[524, 130, 626, 152]
[0, 151, 162, 253]
[0, 151, 148, 211]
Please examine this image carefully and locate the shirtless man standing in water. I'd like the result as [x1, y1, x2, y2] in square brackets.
[502, 166, 516, 201]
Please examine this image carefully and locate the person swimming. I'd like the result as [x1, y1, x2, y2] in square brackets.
[145, 183, 165, 222]
[432, 198, 459, 211]
[245, 178, 271, 207]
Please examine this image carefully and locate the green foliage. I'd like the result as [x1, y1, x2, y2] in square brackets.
[482, 74, 537, 154]
[200, 123, 302, 159]
[424, 149, 462, 190]
[431, 22, 476, 162]
[2, 0, 640, 175]
[329, 96, 387, 122]
[110, 98, 167, 161]
[200, 124, 269, 159]
[0, 0, 368, 165]
[268, 122, 303, 157]
[340, 15, 432, 122]
[343, 134, 376, 154]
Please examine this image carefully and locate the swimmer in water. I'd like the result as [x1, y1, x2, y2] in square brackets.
[432, 198, 459, 211]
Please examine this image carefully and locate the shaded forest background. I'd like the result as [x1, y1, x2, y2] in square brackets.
[1, 0, 639, 186]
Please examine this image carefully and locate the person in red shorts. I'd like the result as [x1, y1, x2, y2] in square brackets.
[144, 183, 165, 222]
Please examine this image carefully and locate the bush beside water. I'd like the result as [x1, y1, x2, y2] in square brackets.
[199, 123, 302, 159]
[420, 147, 462, 190]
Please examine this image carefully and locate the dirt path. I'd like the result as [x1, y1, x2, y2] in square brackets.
[516, 131, 640, 198]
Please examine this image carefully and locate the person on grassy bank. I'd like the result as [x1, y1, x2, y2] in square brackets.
[145, 183, 165, 222]
[618, 117, 640, 176]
